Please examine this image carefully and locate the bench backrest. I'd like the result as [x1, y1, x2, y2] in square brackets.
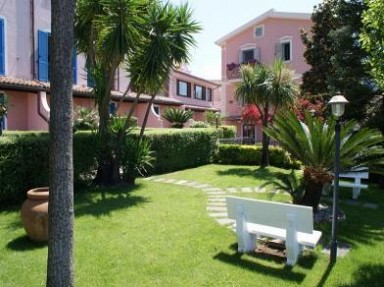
[339, 172, 369, 179]
[226, 196, 314, 233]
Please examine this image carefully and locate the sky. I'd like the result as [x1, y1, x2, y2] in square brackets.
[167, 0, 322, 80]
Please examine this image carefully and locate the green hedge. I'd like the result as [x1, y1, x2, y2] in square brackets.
[0, 129, 220, 205]
[214, 144, 301, 169]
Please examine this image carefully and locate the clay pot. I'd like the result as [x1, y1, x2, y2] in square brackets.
[20, 187, 49, 242]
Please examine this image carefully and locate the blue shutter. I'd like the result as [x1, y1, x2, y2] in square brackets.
[38, 30, 49, 81]
[72, 47, 77, 84]
[109, 102, 116, 115]
[0, 19, 5, 75]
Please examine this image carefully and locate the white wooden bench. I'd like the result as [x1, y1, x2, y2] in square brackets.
[332, 169, 369, 199]
[226, 196, 322, 266]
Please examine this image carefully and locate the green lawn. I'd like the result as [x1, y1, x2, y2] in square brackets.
[1, 164, 383, 286]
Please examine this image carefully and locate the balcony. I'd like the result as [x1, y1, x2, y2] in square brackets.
[226, 59, 260, 80]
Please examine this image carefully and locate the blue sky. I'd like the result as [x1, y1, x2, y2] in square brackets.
[167, 0, 322, 80]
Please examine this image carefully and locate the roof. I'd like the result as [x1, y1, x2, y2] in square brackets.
[173, 69, 221, 87]
[184, 104, 219, 112]
[0, 76, 183, 106]
[215, 9, 311, 46]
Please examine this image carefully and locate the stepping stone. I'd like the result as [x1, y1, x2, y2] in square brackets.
[183, 181, 200, 187]
[208, 202, 226, 206]
[204, 187, 223, 192]
[208, 198, 226, 202]
[175, 180, 189, 185]
[195, 184, 211, 189]
[322, 242, 351, 257]
[143, 177, 154, 181]
[205, 191, 226, 195]
[226, 187, 238, 193]
[153, 178, 166, 182]
[255, 187, 266, 193]
[164, 179, 177, 183]
[363, 203, 379, 209]
[344, 199, 360, 206]
[215, 218, 235, 226]
[208, 195, 226, 198]
[208, 212, 228, 218]
[241, 187, 252, 193]
[207, 206, 227, 212]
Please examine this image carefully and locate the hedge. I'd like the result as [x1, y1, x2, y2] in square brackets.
[214, 144, 301, 169]
[0, 129, 220, 205]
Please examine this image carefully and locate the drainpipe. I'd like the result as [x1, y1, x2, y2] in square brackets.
[30, 0, 36, 79]
[37, 91, 50, 123]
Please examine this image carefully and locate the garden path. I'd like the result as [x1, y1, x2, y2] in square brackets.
[144, 176, 378, 226]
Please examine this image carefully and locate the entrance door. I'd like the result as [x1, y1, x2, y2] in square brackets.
[242, 124, 255, 144]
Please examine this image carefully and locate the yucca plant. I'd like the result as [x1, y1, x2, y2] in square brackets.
[262, 170, 305, 204]
[162, 108, 194, 128]
[73, 107, 98, 131]
[264, 110, 384, 210]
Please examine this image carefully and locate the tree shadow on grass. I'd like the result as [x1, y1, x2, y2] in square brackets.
[213, 251, 306, 284]
[75, 184, 149, 218]
[6, 235, 47, 251]
[216, 166, 283, 181]
[338, 264, 384, 287]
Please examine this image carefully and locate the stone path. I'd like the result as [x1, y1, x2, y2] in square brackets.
[144, 176, 379, 226]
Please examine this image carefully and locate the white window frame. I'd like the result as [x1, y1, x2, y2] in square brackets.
[151, 104, 161, 117]
[279, 36, 292, 62]
[240, 44, 260, 64]
[254, 25, 264, 38]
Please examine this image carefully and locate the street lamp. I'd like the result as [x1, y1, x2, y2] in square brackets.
[328, 93, 349, 264]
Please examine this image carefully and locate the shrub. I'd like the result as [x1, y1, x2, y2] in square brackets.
[214, 144, 301, 169]
[217, 125, 236, 138]
[190, 120, 210, 128]
[73, 107, 98, 131]
[162, 108, 194, 128]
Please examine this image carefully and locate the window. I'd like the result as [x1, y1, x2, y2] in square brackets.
[38, 30, 77, 83]
[177, 80, 191, 97]
[86, 60, 94, 87]
[206, 88, 212, 102]
[276, 37, 292, 62]
[194, 85, 205, 100]
[254, 25, 264, 38]
[0, 18, 5, 75]
[242, 124, 255, 144]
[240, 47, 260, 64]
[152, 104, 160, 116]
[109, 102, 116, 115]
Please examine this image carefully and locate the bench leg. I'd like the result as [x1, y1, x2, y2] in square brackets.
[352, 188, 360, 200]
[236, 206, 256, 252]
[286, 214, 300, 266]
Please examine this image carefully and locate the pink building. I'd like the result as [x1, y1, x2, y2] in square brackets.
[0, 0, 219, 131]
[215, 9, 312, 142]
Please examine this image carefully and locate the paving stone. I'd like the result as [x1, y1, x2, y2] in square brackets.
[255, 187, 266, 193]
[143, 177, 154, 181]
[183, 181, 200, 187]
[208, 212, 228, 218]
[205, 191, 226, 196]
[226, 187, 238, 193]
[164, 179, 177, 183]
[322, 242, 351, 257]
[175, 180, 189, 185]
[204, 187, 223, 192]
[195, 184, 211, 189]
[207, 206, 227, 212]
[208, 202, 226, 206]
[344, 199, 360, 206]
[363, 202, 379, 209]
[153, 178, 166, 182]
[208, 198, 226, 203]
[241, 187, 252, 193]
[215, 218, 235, 226]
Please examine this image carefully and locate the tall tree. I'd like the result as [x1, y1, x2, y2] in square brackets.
[301, 0, 376, 122]
[74, 0, 146, 185]
[360, 0, 384, 134]
[235, 60, 298, 166]
[47, 1, 76, 286]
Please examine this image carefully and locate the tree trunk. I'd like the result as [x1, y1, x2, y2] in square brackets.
[47, 1, 75, 286]
[300, 167, 333, 212]
[260, 110, 270, 167]
[139, 94, 156, 140]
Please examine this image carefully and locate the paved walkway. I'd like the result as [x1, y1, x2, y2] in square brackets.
[144, 176, 379, 226]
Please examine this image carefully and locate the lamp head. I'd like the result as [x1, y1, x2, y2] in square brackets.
[328, 94, 349, 117]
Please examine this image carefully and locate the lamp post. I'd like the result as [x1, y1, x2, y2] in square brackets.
[328, 94, 349, 264]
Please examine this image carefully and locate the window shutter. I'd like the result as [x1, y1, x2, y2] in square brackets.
[254, 48, 261, 62]
[86, 59, 94, 87]
[238, 50, 243, 64]
[275, 42, 282, 59]
[72, 47, 77, 84]
[38, 30, 49, 81]
[0, 19, 4, 75]
[109, 102, 116, 115]
[202, 87, 206, 101]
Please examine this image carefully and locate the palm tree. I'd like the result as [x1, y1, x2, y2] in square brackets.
[48, 1, 76, 286]
[126, 2, 200, 139]
[74, 0, 145, 184]
[264, 110, 384, 210]
[235, 59, 298, 167]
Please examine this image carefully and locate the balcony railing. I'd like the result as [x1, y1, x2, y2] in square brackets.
[226, 59, 260, 80]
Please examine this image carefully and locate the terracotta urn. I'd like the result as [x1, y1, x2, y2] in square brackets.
[20, 187, 49, 242]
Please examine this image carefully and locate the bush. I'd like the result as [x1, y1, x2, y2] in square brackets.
[214, 144, 301, 169]
[189, 120, 210, 128]
[217, 125, 236, 138]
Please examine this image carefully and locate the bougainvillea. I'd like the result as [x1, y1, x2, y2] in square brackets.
[294, 94, 325, 121]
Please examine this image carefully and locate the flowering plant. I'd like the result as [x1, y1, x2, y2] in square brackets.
[0, 94, 7, 117]
[226, 62, 239, 71]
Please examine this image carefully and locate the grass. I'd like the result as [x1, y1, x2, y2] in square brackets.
[1, 164, 384, 286]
